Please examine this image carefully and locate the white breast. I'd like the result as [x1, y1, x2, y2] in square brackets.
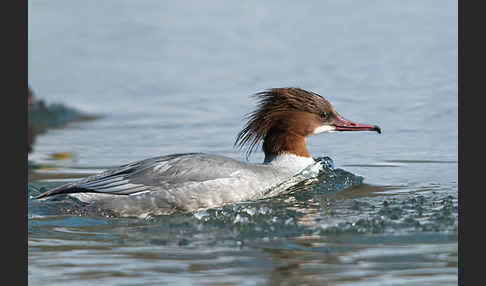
[264, 153, 315, 175]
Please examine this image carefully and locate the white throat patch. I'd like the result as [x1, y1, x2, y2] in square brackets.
[313, 125, 336, 134]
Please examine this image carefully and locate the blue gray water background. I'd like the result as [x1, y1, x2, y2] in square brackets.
[28, 1, 457, 285]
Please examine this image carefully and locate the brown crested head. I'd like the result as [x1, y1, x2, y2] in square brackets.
[234, 87, 381, 160]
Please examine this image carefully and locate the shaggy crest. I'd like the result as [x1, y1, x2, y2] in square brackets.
[234, 87, 332, 158]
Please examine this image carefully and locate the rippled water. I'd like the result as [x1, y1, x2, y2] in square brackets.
[28, 0, 457, 285]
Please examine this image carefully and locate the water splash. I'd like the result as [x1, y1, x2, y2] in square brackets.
[261, 156, 364, 200]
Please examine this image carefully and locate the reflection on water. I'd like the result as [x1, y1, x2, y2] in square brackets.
[28, 87, 38, 154]
[28, 126, 37, 154]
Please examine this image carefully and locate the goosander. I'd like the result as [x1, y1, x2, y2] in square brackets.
[36, 88, 381, 217]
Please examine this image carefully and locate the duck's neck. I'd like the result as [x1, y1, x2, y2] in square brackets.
[262, 130, 314, 173]
[263, 128, 311, 158]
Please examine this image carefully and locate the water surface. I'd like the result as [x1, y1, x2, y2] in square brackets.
[28, 0, 457, 285]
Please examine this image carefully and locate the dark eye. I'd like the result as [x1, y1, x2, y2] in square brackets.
[319, 112, 329, 119]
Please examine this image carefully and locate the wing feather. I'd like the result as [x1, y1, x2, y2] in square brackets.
[35, 153, 252, 200]
[35, 154, 197, 199]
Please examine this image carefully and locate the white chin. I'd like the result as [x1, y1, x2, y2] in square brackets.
[313, 125, 336, 134]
